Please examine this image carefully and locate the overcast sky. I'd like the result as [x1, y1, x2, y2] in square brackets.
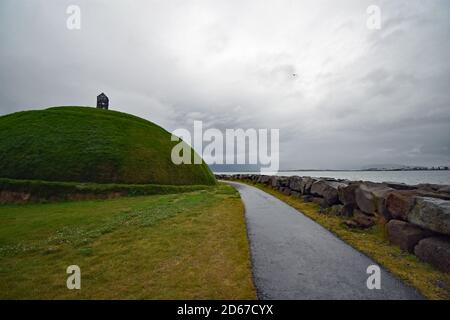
[1, 0, 449, 169]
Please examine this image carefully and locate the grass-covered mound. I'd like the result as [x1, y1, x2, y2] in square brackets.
[0, 107, 215, 185]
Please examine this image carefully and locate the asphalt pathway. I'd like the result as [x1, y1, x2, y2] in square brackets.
[226, 181, 423, 300]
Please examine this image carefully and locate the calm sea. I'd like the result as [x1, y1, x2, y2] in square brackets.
[215, 170, 450, 185]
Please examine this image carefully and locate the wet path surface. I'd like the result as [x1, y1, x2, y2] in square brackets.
[226, 181, 422, 300]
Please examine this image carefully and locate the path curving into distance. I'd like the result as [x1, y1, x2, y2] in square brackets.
[226, 181, 423, 300]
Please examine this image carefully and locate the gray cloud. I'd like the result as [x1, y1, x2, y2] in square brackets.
[1, 0, 449, 169]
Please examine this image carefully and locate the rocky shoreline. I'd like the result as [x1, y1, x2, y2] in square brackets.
[216, 174, 450, 273]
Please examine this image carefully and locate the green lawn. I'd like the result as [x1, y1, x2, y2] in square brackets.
[0, 184, 256, 299]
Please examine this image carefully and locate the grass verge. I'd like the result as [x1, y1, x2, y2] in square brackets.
[237, 180, 450, 300]
[0, 183, 256, 299]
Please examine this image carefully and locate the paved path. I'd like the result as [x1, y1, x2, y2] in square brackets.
[226, 181, 423, 300]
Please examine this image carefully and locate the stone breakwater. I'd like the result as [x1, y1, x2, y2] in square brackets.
[216, 174, 450, 272]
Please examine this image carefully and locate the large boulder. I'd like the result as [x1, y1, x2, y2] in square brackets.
[310, 180, 346, 206]
[311, 196, 328, 208]
[355, 184, 376, 215]
[270, 176, 280, 188]
[386, 220, 431, 253]
[355, 183, 393, 216]
[288, 176, 303, 192]
[372, 187, 395, 220]
[300, 177, 316, 195]
[309, 180, 328, 196]
[385, 191, 416, 221]
[414, 237, 450, 272]
[438, 185, 450, 194]
[259, 175, 271, 184]
[338, 183, 359, 206]
[339, 203, 355, 217]
[408, 197, 450, 235]
[278, 177, 290, 188]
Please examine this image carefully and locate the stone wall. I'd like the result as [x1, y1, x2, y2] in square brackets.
[216, 173, 450, 272]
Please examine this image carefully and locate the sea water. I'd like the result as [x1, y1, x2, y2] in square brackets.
[215, 170, 450, 185]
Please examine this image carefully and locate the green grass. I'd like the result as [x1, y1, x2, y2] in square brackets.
[0, 106, 215, 185]
[0, 184, 256, 299]
[238, 180, 450, 300]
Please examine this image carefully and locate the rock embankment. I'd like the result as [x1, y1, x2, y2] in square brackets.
[216, 174, 450, 272]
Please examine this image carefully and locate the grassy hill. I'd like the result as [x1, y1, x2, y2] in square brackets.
[0, 107, 215, 185]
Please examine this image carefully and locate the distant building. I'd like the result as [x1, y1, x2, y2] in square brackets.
[96, 93, 109, 110]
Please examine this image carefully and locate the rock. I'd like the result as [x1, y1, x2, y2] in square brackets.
[438, 185, 450, 194]
[280, 187, 291, 196]
[385, 182, 417, 191]
[408, 197, 450, 235]
[338, 183, 359, 206]
[371, 187, 395, 220]
[386, 220, 432, 253]
[257, 175, 270, 184]
[355, 184, 377, 215]
[280, 177, 290, 187]
[261, 175, 271, 184]
[415, 183, 450, 194]
[288, 176, 303, 192]
[385, 191, 417, 221]
[270, 176, 280, 188]
[344, 210, 376, 229]
[300, 177, 315, 195]
[310, 180, 346, 206]
[310, 180, 327, 196]
[302, 195, 313, 202]
[339, 203, 354, 217]
[311, 197, 328, 208]
[353, 183, 394, 217]
[416, 183, 441, 192]
[414, 237, 450, 272]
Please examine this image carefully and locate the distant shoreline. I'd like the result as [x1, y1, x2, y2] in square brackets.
[280, 169, 450, 172]
[214, 169, 450, 173]
[214, 170, 450, 185]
